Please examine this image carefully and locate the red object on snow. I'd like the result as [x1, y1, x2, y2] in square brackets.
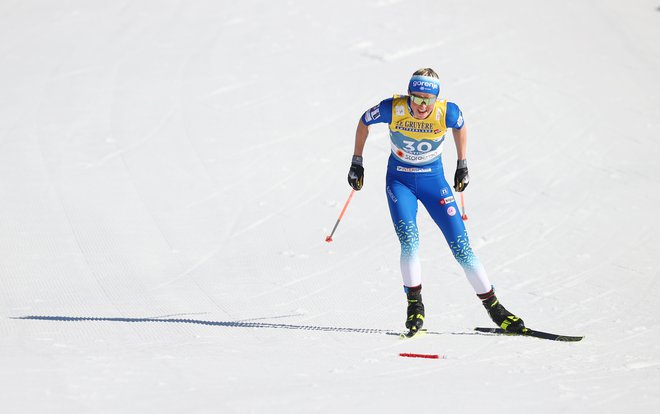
[399, 353, 441, 359]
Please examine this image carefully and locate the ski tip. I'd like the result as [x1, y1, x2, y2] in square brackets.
[556, 335, 585, 342]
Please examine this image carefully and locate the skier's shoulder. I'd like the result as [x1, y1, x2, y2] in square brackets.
[362, 97, 394, 125]
[445, 101, 464, 129]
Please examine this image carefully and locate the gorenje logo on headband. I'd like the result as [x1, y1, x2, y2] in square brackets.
[411, 80, 438, 90]
[408, 75, 441, 95]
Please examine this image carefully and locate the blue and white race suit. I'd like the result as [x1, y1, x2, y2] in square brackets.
[362, 96, 490, 294]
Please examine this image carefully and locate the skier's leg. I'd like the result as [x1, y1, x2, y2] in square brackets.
[385, 178, 421, 289]
[386, 173, 426, 333]
[417, 172, 524, 331]
[416, 173, 491, 294]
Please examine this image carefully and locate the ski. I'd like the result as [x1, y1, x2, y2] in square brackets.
[474, 327, 584, 342]
[400, 328, 427, 339]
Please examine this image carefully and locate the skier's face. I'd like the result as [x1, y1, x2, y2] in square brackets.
[409, 92, 437, 119]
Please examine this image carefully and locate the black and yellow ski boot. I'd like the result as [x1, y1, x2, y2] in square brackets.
[405, 286, 425, 335]
[478, 288, 525, 333]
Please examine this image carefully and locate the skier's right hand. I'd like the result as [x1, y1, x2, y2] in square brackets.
[347, 155, 364, 191]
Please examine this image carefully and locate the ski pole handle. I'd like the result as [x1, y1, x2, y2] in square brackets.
[325, 189, 355, 242]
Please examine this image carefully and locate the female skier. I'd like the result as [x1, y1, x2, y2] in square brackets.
[348, 68, 524, 336]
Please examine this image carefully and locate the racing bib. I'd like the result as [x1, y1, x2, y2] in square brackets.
[389, 96, 448, 165]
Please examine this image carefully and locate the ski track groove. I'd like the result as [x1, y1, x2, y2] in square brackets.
[34, 116, 123, 316]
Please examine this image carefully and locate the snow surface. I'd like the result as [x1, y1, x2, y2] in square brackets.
[1, 0, 660, 413]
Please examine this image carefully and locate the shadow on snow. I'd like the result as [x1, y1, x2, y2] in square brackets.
[12, 314, 480, 337]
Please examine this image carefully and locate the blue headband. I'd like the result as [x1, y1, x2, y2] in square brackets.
[408, 75, 440, 96]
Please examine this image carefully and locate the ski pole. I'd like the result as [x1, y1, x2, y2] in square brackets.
[325, 189, 356, 242]
[459, 192, 468, 221]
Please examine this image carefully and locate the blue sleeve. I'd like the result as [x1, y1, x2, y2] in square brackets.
[361, 98, 393, 125]
[445, 102, 465, 129]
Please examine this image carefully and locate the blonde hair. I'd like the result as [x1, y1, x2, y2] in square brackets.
[412, 68, 439, 79]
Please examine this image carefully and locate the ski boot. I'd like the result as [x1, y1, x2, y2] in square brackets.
[478, 288, 525, 333]
[405, 286, 425, 335]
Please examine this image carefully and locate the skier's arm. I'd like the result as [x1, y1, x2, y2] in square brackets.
[353, 119, 369, 157]
[348, 99, 390, 190]
[348, 119, 368, 190]
[447, 102, 467, 161]
[354, 98, 391, 156]
[452, 124, 467, 161]
[447, 102, 469, 191]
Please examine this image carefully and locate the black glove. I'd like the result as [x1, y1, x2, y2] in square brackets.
[453, 159, 469, 192]
[347, 155, 364, 191]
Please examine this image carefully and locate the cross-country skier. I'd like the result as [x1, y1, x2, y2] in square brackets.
[348, 68, 525, 336]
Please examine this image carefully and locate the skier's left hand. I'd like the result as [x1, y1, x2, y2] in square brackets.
[454, 159, 469, 192]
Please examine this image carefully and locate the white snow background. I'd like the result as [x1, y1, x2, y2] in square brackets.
[1, 0, 660, 413]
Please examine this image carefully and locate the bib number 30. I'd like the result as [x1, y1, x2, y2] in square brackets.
[403, 140, 433, 153]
